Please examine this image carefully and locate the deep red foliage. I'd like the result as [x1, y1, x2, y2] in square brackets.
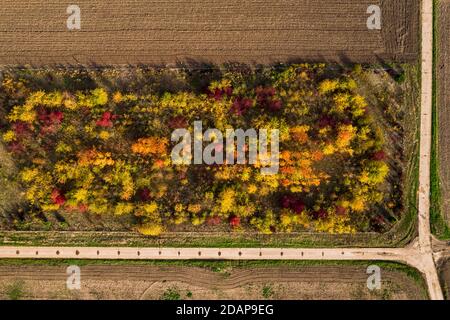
[212, 88, 223, 101]
[37, 109, 64, 135]
[7, 142, 24, 153]
[280, 195, 305, 214]
[311, 209, 328, 220]
[209, 87, 233, 101]
[231, 98, 253, 115]
[292, 201, 305, 214]
[339, 118, 352, 126]
[268, 100, 282, 112]
[138, 188, 151, 201]
[51, 189, 66, 205]
[280, 195, 292, 208]
[318, 116, 337, 129]
[12, 122, 30, 136]
[335, 206, 347, 216]
[229, 215, 241, 227]
[372, 150, 386, 161]
[206, 216, 222, 226]
[223, 87, 233, 96]
[96, 112, 114, 127]
[255, 86, 282, 112]
[256, 86, 276, 98]
[168, 116, 188, 129]
[38, 110, 64, 126]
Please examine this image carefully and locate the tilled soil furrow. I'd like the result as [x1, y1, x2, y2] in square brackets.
[0, 0, 419, 65]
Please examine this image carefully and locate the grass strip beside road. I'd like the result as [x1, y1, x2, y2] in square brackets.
[431, 0, 450, 239]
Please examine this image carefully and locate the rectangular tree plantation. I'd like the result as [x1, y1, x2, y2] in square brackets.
[0, 64, 415, 236]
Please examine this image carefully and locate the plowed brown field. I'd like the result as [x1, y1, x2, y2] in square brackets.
[0, 0, 418, 65]
[0, 264, 427, 300]
[439, 258, 450, 299]
[438, 0, 450, 227]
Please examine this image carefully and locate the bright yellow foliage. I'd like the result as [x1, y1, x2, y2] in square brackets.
[131, 137, 168, 156]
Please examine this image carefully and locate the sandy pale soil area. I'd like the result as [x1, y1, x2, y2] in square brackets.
[0, 264, 427, 300]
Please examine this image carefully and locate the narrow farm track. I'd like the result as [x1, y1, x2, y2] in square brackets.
[0, 0, 448, 301]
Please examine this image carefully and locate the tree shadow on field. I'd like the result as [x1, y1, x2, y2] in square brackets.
[374, 54, 405, 82]
[175, 59, 223, 94]
[337, 52, 355, 68]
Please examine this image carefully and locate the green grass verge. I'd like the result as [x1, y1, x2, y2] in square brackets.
[431, 0, 450, 239]
[398, 64, 421, 243]
[4, 280, 25, 300]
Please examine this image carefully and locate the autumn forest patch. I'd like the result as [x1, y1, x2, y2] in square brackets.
[0, 64, 413, 236]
